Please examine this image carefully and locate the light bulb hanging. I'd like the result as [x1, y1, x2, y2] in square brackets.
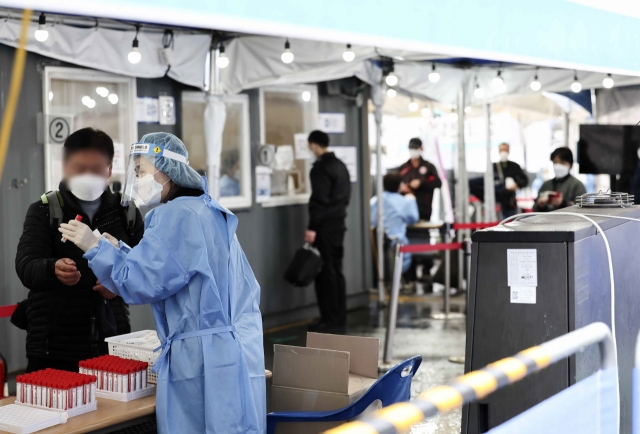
[281, 39, 294, 64]
[603, 73, 614, 89]
[342, 44, 355, 62]
[386, 88, 397, 98]
[474, 78, 484, 98]
[216, 42, 229, 68]
[571, 73, 582, 93]
[492, 70, 505, 92]
[530, 74, 541, 92]
[428, 63, 440, 83]
[421, 107, 430, 118]
[385, 73, 398, 87]
[301, 91, 311, 102]
[128, 26, 141, 64]
[34, 13, 49, 42]
[408, 99, 418, 112]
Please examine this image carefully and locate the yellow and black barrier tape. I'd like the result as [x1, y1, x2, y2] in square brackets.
[324, 345, 552, 434]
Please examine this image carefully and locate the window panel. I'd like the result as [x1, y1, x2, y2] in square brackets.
[44, 67, 136, 191]
[181, 92, 252, 209]
[260, 85, 319, 206]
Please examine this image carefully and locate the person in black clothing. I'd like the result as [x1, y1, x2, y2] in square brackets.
[304, 130, 351, 332]
[493, 143, 529, 218]
[398, 138, 442, 220]
[15, 128, 144, 372]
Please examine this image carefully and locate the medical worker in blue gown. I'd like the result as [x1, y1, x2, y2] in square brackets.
[58, 133, 266, 434]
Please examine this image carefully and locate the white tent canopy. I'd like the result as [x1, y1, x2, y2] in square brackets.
[3, 17, 640, 104]
[4, 0, 640, 76]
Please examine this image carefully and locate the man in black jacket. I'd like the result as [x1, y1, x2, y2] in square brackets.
[398, 138, 442, 220]
[493, 142, 528, 218]
[304, 130, 351, 332]
[15, 128, 144, 372]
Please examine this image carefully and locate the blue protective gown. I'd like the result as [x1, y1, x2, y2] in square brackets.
[370, 192, 420, 272]
[84, 183, 266, 434]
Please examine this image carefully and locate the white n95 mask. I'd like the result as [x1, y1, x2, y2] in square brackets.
[499, 151, 509, 162]
[134, 172, 169, 206]
[409, 149, 422, 159]
[553, 163, 570, 179]
[68, 174, 107, 201]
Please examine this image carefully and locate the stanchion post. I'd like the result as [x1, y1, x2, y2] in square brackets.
[381, 242, 404, 368]
[431, 223, 465, 320]
[444, 226, 452, 315]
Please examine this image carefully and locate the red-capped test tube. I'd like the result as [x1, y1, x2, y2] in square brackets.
[61, 215, 83, 242]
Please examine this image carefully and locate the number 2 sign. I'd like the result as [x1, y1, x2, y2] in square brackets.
[48, 117, 71, 144]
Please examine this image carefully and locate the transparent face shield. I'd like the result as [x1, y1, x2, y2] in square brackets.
[121, 143, 187, 207]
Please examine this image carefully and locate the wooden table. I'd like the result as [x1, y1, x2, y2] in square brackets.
[0, 395, 156, 433]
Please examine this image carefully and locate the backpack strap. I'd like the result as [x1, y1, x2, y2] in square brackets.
[118, 192, 138, 236]
[41, 191, 64, 229]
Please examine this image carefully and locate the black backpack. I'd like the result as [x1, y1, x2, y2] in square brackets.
[40, 190, 138, 236]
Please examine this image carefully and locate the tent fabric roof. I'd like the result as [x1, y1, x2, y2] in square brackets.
[4, 0, 640, 76]
[3, 17, 640, 106]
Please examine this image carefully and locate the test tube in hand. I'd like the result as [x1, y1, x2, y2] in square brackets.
[61, 215, 83, 243]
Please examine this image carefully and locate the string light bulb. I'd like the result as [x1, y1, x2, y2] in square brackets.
[408, 100, 418, 112]
[603, 74, 614, 89]
[492, 71, 505, 92]
[34, 13, 49, 42]
[301, 91, 311, 102]
[216, 43, 229, 68]
[108, 94, 119, 104]
[342, 44, 355, 62]
[530, 74, 541, 91]
[421, 107, 431, 117]
[571, 73, 582, 93]
[386, 88, 397, 98]
[474, 83, 484, 98]
[385, 73, 398, 87]
[464, 106, 471, 114]
[281, 39, 294, 64]
[128, 27, 141, 64]
[428, 63, 440, 83]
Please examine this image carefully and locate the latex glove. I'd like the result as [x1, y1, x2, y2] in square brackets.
[58, 219, 100, 252]
[101, 232, 120, 248]
[505, 177, 517, 191]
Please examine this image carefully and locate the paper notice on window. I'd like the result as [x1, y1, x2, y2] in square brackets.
[294, 133, 311, 160]
[507, 249, 537, 287]
[256, 166, 272, 203]
[510, 286, 536, 304]
[112, 142, 126, 174]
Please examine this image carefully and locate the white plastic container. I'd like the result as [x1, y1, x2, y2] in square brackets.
[14, 400, 97, 418]
[104, 330, 160, 384]
[96, 384, 155, 402]
[0, 404, 67, 434]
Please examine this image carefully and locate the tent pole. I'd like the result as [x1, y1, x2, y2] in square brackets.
[210, 48, 221, 96]
[483, 103, 496, 222]
[456, 87, 469, 224]
[375, 104, 385, 305]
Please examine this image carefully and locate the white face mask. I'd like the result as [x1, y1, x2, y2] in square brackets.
[409, 149, 422, 159]
[499, 151, 509, 162]
[134, 172, 169, 206]
[553, 163, 570, 179]
[68, 173, 107, 201]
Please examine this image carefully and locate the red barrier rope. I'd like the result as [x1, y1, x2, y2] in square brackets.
[453, 222, 500, 230]
[400, 242, 463, 254]
[0, 304, 17, 318]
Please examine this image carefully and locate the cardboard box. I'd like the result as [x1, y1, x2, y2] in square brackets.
[271, 333, 380, 434]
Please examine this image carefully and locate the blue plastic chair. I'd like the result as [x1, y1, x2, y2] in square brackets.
[266, 355, 422, 434]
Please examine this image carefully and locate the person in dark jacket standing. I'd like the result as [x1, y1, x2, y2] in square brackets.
[304, 130, 351, 332]
[493, 143, 529, 218]
[15, 128, 144, 372]
[398, 138, 442, 220]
